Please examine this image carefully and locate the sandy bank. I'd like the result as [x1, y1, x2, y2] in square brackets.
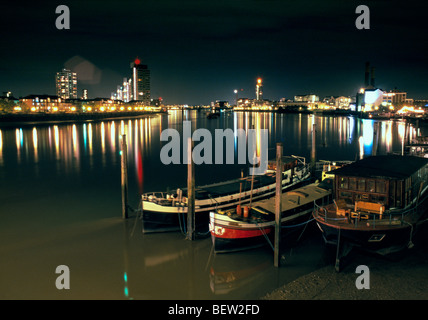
[262, 245, 428, 300]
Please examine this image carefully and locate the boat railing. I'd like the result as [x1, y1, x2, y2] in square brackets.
[293, 163, 310, 182]
[314, 200, 418, 229]
[142, 191, 187, 207]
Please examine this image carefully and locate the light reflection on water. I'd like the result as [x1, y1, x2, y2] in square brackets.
[0, 111, 425, 299]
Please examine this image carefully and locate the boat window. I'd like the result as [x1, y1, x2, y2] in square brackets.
[396, 181, 402, 207]
[367, 180, 375, 193]
[339, 177, 348, 189]
[339, 191, 352, 199]
[358, 179, 366, 191]
[376, 180, 386, 194]
[371, 194, 386, 204]
[349, 178, 357, 190]
[355, 193, 364, 201]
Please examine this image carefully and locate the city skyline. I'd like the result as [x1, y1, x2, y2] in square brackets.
[1, 1, 428, 105]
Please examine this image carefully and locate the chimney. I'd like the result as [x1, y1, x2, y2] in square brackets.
[370, 67, 375, 88]
[364, 62, 370, 87]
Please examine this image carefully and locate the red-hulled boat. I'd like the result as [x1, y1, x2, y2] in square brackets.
[209, 179, 333, 253]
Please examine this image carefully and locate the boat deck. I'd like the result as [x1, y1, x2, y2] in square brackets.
[313, 203, 407, 231]
[193, 174, 277, 199]
[212, 181, 332, 226]
[252, 182, 331, 216]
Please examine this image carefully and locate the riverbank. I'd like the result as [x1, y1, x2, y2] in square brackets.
[0, 111, 165, 127]
[261, 227, 428, 300]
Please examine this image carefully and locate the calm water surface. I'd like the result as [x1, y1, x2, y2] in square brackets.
[0, 111, 425, 299]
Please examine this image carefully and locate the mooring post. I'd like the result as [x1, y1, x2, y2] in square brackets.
[274, 143, 283, 267]
[186, 137, 195, 240]
[121, 134, 128, 219]
[372, 122, 379, 156]
[311, 122, 316, 172]
[335, 227, 341, 272]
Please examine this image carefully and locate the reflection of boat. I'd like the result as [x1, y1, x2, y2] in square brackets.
[207, 110, 220, 119]
[141, 157, 311, 234]
[209, 180, 333, 253]
[313, 155, 428, 270]
[209, 253, 271, 295]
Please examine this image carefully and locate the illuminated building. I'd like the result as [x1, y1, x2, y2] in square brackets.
[294, 94, 319, 103]
[56, 68, 77, 99]
[363, 88, 384, 111]
[382, 89, 410, 107]
[81, 89, 88, 100]
[20, 95, 61, 112]
[112, 78, 132, 103]
[131, 58, 150, 105]
[256, 78, 263, 101]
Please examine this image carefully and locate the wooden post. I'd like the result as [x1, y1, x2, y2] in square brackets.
[311, 123, 316, 172]
[121, 134, 128, 219]
[274, 143, 283, 267]
[335, 227, 341, 272]
[372, 122, 379, 156]
[186, 137, 195, 240]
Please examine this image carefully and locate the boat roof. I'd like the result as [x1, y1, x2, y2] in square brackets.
[252, 182, 331, 215]
[329, 155, 428, 179]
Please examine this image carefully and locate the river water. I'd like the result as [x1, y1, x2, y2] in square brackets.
[0, 111, 425, 299]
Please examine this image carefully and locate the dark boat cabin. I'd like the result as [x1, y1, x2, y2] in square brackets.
[329, 155, 428, 210]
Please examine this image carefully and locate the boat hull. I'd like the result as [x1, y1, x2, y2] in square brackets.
[210, 220, 274, 253]
[315, 220, 413, 255]
[210, 209, 315, 253]
[141, 167, 312, 234]
[313, 193, 428, 256]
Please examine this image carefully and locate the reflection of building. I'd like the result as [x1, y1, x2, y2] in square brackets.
[131, 58, 150, 105]
[56, 68, 77, 99]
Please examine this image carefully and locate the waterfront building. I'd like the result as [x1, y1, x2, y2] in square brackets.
[362, 88, 384, 111]
[131, 58, 150, 105]
[81, 89, 88, 100]
[0, 93, 20, 112]
[294, 94, 319, 103]
[256, 78, 263, 101]
[111, 77, 133, 103]
[19, 94, 76, 113]
[322, 96, 352, 109]
[56, 68, 77, 99]
[383, 89, 409, 108]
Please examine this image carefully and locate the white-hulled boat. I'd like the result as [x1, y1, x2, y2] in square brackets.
[141, 156, 311, 234]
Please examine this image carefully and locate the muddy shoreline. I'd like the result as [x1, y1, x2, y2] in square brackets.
[262, 231, 428, 300]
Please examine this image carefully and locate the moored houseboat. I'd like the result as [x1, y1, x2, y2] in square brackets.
[209, 178, 333, 253]
[313, 155, 428, 269]
[141, 156, 311, 234]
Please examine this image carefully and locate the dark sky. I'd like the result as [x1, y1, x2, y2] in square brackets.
[1, 0, 428, 105]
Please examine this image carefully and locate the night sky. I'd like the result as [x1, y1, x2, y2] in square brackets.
[1, 0, 428, 105]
